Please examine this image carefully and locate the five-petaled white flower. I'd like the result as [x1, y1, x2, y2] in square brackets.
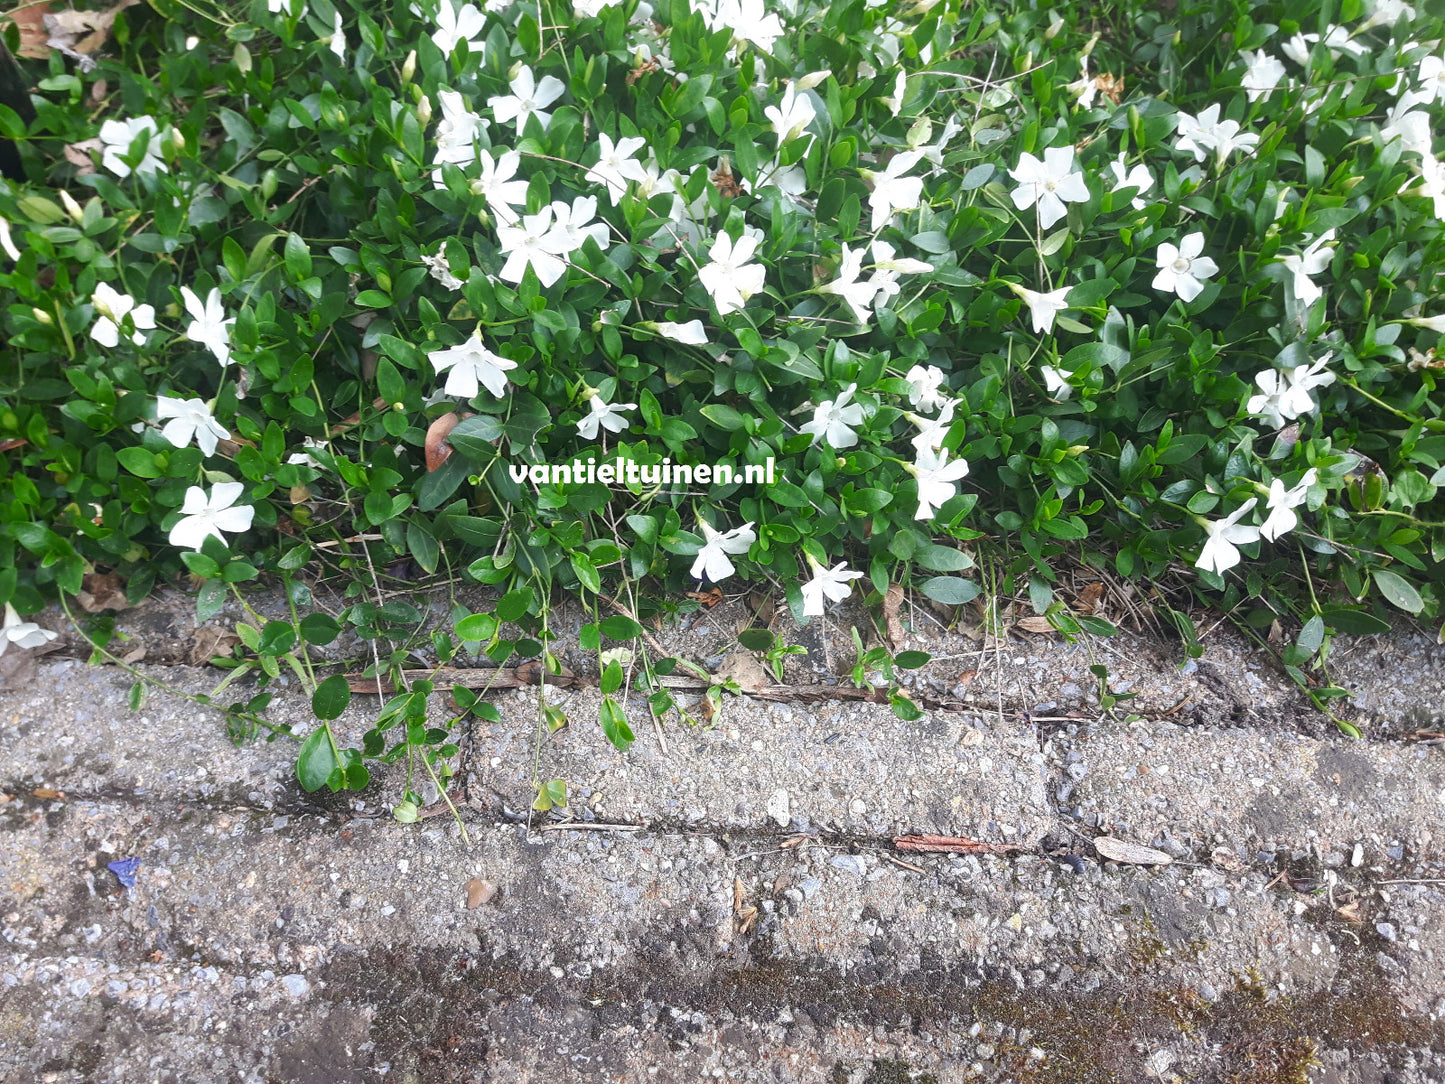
[690, 520, 756, 581]
[90, 282, 156, 348]
[1042, 366, 1073, 401]
[329, 9, 346, 60]
[585, 132, 651, 203]
[870, 240, 933, 275]
[431, 89, 488, 186]
[0, 602, 58, 655]
[547, 195, 610, 253]
[180, 286, 235, 368]
[708, 0, 784, 54]
[818, 244, 882, 324]
[1175, 104, 1258, 167]
[576, 394, 636, 440]
[168, 482, 255, 551]
[880, 70, 908, 116]
[1246, 369, 1293, 428]
[906, 398, 957, 454]
[429, 331, 518, 399]
[904, 364, 949, 413]
[0, 215, 20, 262]
[1279, 229, 1335, 305]
[698, 229, 767, 316]
[470, 148, 529, 225]
[1260, 470, 1319, 542]
[647, 319, 709, 344]
[489, 65, 566, 133]
[498, 207, 572, 287]
[1108, 155, 1154, 210]
[156, 396, 230, 457]
[800, 554, 865, 616]
[432, 0, 486, 54]
[1008, 145, 1090, 231]
[800, 383, 865, 449]
[1382, 91, 1433, 156]
[1065, 54, 1098, 109]
[1418, 54, 1445, 103]
[1008, 282, 1073, 334]
[1196, 499, 1260, 575]
[1240, 50, 1286, 102]
[863, 149, 926, 230]
[1152, 233, 1219, 303]
[99, 116, 166, 178]
[765, 82, 817, 144]
[1282, 26, 1364, 66]
[909, 447, 970, 521]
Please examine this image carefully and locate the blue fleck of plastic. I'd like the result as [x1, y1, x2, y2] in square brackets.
[107, 857, 140, 889]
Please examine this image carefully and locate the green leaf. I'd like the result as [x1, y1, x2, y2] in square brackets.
[918, 576, 979, 605]
[599, 696, 635, 751]
[1372, 569, 1423, 614]
[599, 614, 643, 641]
[570, 552, 601, 593]
[312, 674, 352, 720]
[1296, 615, 1325, 656]
[299, 613, 341, 645]
[738, 628, 774, 652]
[456, 612, 498, 641]
[894, 650, 931, 668]
[296, 726, 340, 792]
[916, 545, 973, 572]
[1318, 605, 1392, 636]
[497, 586, 533, 623]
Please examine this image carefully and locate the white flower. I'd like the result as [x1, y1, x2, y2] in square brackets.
[488, 65, 566, 133]
[765, 83, 816, 144]
[1413, 153, 1445, 218]
[1008, 145, 1090, 231]
[1174, 104, 1258, 167]
[1283, 26, 1364, 66]
[1196, 499, 1259, 575]
[863, 149, 926, 230]
[267, 0, 307, 12]
[330, 9, 346, 60]
[1382, 91, 1433, 156]
[1240, 50, 1286, 102]
[98, 116, 165, 178]
[428, 332, 518, 398]
[818, 244, 882, 324]
[287, 436, 328, 465]
[904, 365, 949, 413]
[648, 319, 708, 344]
[1279, 229, 1335, 305]
[574, 0, 616, 15]
[576, 395, 636, 439]
[422, 249, 466, 290]
[470, 148, 529, 225]
[1260, 470, 1318, 542]
[880, 70, 908, 116]
[1066, 55, 1098, 109]
[432, 0, 486, 54]
[430, 91, 489, 186]
[1041, 365, 1073, 400]
[800, 556, 865, 616]
[1362, 0, 1415, 30]
[1282, 356, 1335, 416]
[179, 286, 235, 367]
[89, 282, 156, 347]
[156, 396, 230, 457]
[1152, 233, 1219, 303]
[1108, 155, 1154, 210]
[690, 520, 756, 581]
[800, 383, 865, 449]
[0, 602, 58, 655]
[713, 0, 784, 53]
[910, 447, 969, 520]
[1419, 55, 1445, 103]
[870, 240, 933, 275]
[1007, 282, 1072, 334]
[1406, 310, 1445, 333]
[698, 229, 766, 316]
[906, 398, 957, 454]
[1246, 369, 1292, 428]
[168, 482, 255, 551]
[585, 132, 650, 203]
[0, 215, 20, 262]
[547, 195, 610, 253]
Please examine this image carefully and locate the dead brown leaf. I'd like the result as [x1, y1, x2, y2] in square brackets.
[187, 627, 239, 667]
[3, 0, 53, 58]
[746, 589, 775, 628]
[42, 0, 138, 67]
[732, 877, 758, 934]
[710, 156, 742, 199]
[687, 587, 722, 608]
[76, 570, 131, 613]
[1014, 615, 1054, 634]
[882, 582, 905, 649]
[1075, 581, 1103, 614]
[425, 411, 461, 472]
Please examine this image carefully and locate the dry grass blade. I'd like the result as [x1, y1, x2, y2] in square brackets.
[894, 834, 1022, 855]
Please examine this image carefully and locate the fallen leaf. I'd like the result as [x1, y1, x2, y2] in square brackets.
[3, 0, 53, 59]
[882, 582, 905, 649]
[186, 627, 240, 667]
[894, 834, 1022, 855]
[31, 786, 64, 800]
[687, 586, 722, 608]
[1092, 837, 1172, 866]
[746, 589, 775, 628]
[464, 878, 497, 908]
[1015, 616, 1054, 634]
[715, 649, 768, 693]
[42, 0, 138, 68]
[1075, 582, 1103, 614]
[76, 570, 131, 613]
[425, 411, 460, 472]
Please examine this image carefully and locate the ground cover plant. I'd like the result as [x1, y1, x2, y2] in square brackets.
[3, 0, 1445, 806]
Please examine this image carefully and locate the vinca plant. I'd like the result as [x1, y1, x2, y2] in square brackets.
[2, 0, 1444, 798]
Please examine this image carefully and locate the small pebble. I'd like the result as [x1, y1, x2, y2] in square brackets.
[279, 974, 309, 998]
[1351, 843, 1364, 868]
[465, 878, 497, 908]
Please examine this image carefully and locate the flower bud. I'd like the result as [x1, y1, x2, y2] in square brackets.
[416, 94, 432, 127]
[401, 49, 417, 85]
[261, 168, 278, 201]
[32, 307, 52, 325]
[58, 189, 84, 224]
[796, 70, 831, 91]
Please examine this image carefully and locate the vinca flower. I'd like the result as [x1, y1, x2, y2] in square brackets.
[1240, 50, 1286, 102]
[1260, 470, 1318, 542]
[0, 603, 58, 655]
[1008, 145, 1089, 230]
[765, 83, 816, 144]
[488, 65, 566, 133]
[576, 395, 636, 440]
[800, 383, 865, 449]
[469, 148, 530, 224]
[909, 447, 969, 521]
[1065, 55, 1098, 109]
[880, 70, 908, 117]
[1196, 499, 1260, 575]
[89, 283, 156, 348]
[1108, 155, 1153, 209]
[168, 482, 255, 551]
[863, 149, 926, 230]
[1040, 365, 1072, 400]
[1246, 369, 1293, 428]
[99, 116, 166, 178]
[1419, 54, 1445, 103]
[429, 331, 518, 399]
[904, 365, 949, 413]
[330, 10, 346, 61]
[1382, 92, 1433, 156]
[690, 520, 756, 582]
[1007, 282, 1073, 334]
[1174, 104, 1258, 167]
[817, 244, 882, 324]
[546, 195, 610, 253]
[870, 240, 933, 275]
[156, 396, 229, 457]
[0, 215, 20, 261]
[905, 399, 956, 454]
[585, 132, 651, 203]
[800, 554, 865, 617]
[647, 320, 708, 344]
[1282, 357, 1335, 415]
[431, 90, 488, 187]
[179, 286, 235, 367]
[432, 0, 486, 54]
[1279, 230, 1335, 305]
[1281, 26, 1363, 66]
[1152, 233, 1218, 303]
[698, 229, 766, 316]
